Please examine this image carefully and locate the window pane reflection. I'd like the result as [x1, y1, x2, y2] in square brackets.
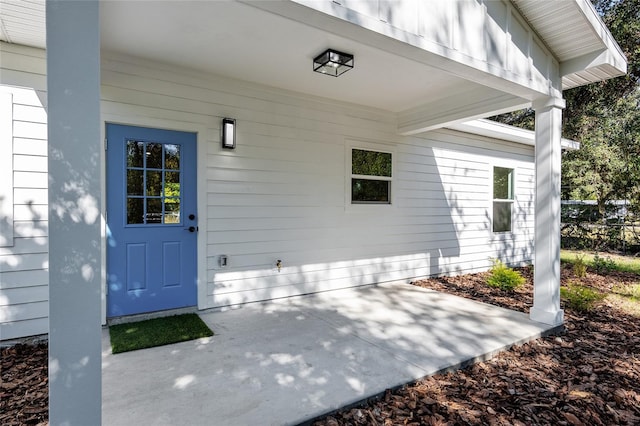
[165, 144, 180, 170]
[493, 201, 512, 232]
[127, 141, 144, 167]
[127, 170, 144, 195]
[352, 149, 392, 177]
[165, 172, 180, 197]
[146, 171, 162, 196]
[127, 198, 144, 224]
[164, 199, 180, 223]
[146, 198, 162, 223]
[493, 167, 514, 200]
[352, 179, 390, 203]
[146, 143, 163, 169]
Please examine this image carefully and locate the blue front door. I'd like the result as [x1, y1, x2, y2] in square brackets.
[106, 124, 198, 317]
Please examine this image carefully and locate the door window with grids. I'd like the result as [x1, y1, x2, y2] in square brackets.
[126, 140, 182, 225]
[492, 166, 514, 233]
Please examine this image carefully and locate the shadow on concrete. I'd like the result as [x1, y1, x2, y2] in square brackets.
[101, 283, 554, 426]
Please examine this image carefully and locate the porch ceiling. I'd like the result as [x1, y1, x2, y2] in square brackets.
[98, 0, 481, 113]
[1, 0, 527, 121]
[0, 0, 626, 131]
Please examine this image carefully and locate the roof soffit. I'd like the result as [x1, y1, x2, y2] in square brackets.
[512, 0, 627, 89]
[0, 0, 46, 49]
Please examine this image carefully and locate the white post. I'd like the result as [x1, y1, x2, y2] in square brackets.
[47, 1, 102, 424]
[530, 96, 565, 326]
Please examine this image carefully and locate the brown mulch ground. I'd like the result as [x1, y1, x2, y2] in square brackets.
[1, 343, 48, 425]
[313, 265, 640, 426]
[1, 265, 639, 425]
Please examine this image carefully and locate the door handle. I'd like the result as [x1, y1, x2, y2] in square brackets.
[185, 226, 197, 232]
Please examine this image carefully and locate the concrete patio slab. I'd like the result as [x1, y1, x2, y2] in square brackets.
[102, 283, 556, 426]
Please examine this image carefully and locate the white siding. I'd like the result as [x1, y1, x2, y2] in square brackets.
[100, 53, 535, 310]
[0, 44, 536, 339]
[0, 42, 49, 340]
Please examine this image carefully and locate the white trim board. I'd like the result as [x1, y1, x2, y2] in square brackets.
[0, 90, 14, 247]
[449, 119, 580, 150]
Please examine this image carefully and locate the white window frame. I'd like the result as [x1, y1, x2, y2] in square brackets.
[0, 90, 14, 247]
[345, 140, 395, 209]
[491, 164, 516, 234]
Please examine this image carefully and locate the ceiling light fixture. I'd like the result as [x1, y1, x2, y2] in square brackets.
[313, 49, 354, 77]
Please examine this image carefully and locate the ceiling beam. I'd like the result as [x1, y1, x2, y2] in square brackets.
[397, 88, 530, 136]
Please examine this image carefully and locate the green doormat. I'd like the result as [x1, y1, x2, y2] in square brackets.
[109, 313, 214, 354]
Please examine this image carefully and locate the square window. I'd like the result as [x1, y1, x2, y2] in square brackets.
[350, 148, 392, 204]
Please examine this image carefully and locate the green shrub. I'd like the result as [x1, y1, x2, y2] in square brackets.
[573, 255, 587, 278]
[560, 283, 605, 312]
[592, 253, 617, 274]
[486, 259, 525, 291]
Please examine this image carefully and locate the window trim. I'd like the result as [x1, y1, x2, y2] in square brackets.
[0, 91, 14, 247]
[491, 165, 516, 234]
[345, 140, 395, 209]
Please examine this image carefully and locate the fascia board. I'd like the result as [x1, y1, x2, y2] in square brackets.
[448, 119, 579, 150]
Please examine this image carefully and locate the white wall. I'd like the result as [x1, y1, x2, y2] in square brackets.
[0, 42, 49, 340]
[0, 43, 535, 338]
[100, 53, 535, 310]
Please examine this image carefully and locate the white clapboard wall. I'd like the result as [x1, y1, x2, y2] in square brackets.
[0, 42, 49, 340]
[0, 41, 534, 339]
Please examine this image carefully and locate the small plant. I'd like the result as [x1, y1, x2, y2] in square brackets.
[592, 253, 617, 274]
[486, 259, 525, 291]
[573, 255, 587, 278]
[560, 283, 605, 312]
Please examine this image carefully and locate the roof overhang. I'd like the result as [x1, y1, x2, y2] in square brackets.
[0, 0, 628, 133]
[513, 0, 627, 89]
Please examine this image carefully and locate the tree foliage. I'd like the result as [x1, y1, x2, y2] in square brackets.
[492, 0, 640, 219]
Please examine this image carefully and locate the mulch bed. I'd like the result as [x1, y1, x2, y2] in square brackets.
[313, 265, 640, 425]
[2, 265, 639, 425]
[1, 343, 48, 425]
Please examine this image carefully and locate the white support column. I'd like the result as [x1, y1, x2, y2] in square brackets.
[47, 1, 102, 424]
[530, 96, 565, 326]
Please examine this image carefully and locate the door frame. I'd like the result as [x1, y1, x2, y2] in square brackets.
[100, 115, 209, 325]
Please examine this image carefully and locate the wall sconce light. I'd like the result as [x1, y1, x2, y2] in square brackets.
[222, 118, 236, 149]
[313, 49, 354, 77]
